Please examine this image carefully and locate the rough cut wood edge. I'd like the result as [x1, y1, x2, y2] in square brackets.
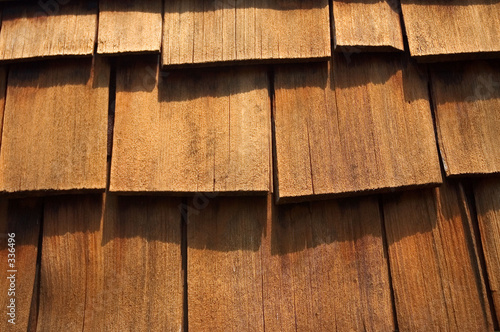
[383, 182, 494, 331]
[474, 178, 500, 320]
[0, 198, 42, 332]
[97, 0, 162, 54]
[332, 0, 404, 51]
[0, 58, 110, 193]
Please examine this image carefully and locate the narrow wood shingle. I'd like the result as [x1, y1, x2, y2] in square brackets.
[98, 0, 163, 54]
[332, 0, 404, 51]
[474, 178, 500, 319]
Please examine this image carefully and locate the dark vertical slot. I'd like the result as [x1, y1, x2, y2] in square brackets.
[378, 196, 400, 331]
[106, 60, 117, 191]
[181, 198, 189, 332]
[268, 67, 278, 200]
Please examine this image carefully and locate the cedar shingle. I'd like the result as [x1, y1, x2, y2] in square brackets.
[274, 55, 442, 202]
[474, 178, 500, 319]
[332, 0, 404, 51]
[0, 59, 109, 193]
[431, 61, 500, 176]
[162, 0, 331, 66]
[384, 183, 494, 331]
[0, 0, 97, 61]
[401, 0, 500, 60]
[110, 58, 271, 193]
[97, 0, 162, 54]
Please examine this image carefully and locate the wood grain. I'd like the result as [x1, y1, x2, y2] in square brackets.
[431, 61, 500, 176]
[400, 0, 500, 60]
[97, 0, 162, 54]
[85, 195, 183, 332]
[38, 195, 103, 332]
[0, 0, 97, 60]
[162, 0, 331, 66]
[187, 196, 267, 331]
[0, 59, 109, 193]
[474, 178, 500, 319]
[274, 55, 442, 202]
[111, 58, 271, 193]
[0, 67, 6, 147]
[332, 0, 404, 51]
[262, 196, 395, 331]
[0, 199, 42, 332]
[383, 183, 494, 331]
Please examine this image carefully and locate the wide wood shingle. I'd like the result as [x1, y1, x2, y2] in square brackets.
[0, 0, 97, 61]
[162, 0, 331, 66]
[431, 61, 500, 176]
[274, 55, 442, 202]
[111, 58, 271, 193]
[0, 59, 109, 193]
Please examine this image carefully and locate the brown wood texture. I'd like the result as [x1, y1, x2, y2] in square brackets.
[162, 0, 331, 66]
[400, 0, 500, 60]
[187, 196, 267, 331]
[332, 0, 404, 51]
[38, 195, 103, 332]
[0, 199, 42, 332]
[274, 55, 442, 202]
[0, 0, 97, 61]
[38, 195, 183, 331]
[0, 59, 109, 193]
[474, 178, 500, 319]
[111, 58, 271, 193]
[262, 196, 395, 331]
[97, 0, 162, 54]
[431, 61, 500, 176]
[384, 183, 494, 331]
[87, 195, 183, 331]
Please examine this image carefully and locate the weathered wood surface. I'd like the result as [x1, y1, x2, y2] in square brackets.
[163, 0, 331, 66]
[187, 196, 267, 331]
[332, 0, 404, 51]
[400, 0, 500, 60]
[0, 59, 109, 193]
[38, 195, 183, 331]
[0, 0, 97, 60]
[262, 196, 395, 331]
[431, 61, 500, 176]
[274, 55, 441, 202]
[88, 195, 183, 331]
[38, 195, 103, 332]
[474, 178, 500, 319]
[0, 199, 42, 332]
[383, 183, 494, 331]
[0, 67, 6, 146]
[98, 0, 162, 54]
[111, 58, 271, 193]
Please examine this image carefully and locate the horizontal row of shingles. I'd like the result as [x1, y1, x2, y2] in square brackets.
[2, 177, 498, 331]
[0, 0, 498, 64]
[0, 56, 498, 201]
